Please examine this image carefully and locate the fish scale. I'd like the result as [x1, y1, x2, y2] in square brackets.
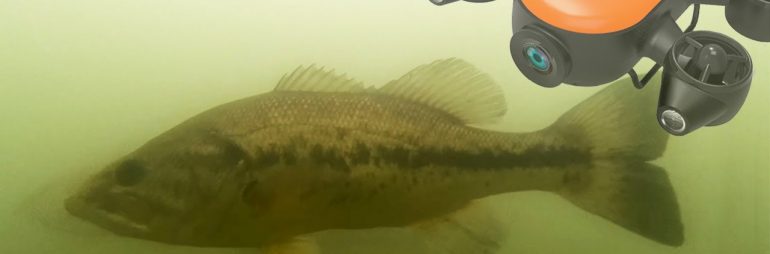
[198, 91, 595, 232]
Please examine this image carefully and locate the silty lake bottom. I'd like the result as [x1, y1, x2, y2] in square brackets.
[0, 1, 767, 253]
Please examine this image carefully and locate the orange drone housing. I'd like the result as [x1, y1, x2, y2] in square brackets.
[431, 0, 769, 136]
[521, 0, 662, 34]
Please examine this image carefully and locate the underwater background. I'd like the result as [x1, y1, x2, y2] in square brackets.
[0, 0, 767, 253]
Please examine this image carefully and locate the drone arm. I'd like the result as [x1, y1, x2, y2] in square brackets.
[640, 16, 683, 65]
[692, 0, 728, 6]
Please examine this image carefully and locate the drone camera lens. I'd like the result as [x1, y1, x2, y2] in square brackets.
[524, 45, 552, 73]
[510, 27, 571, 87]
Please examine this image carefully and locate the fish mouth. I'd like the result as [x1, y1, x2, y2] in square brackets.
[64, 192, 155, 238]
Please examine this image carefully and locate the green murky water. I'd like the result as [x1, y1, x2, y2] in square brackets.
[1, 1, 767, 253]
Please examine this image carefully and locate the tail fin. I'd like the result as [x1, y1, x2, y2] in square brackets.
[549, 75, 668, 160]
[547, 76, 684, 246]
[560, 161, 683, 246]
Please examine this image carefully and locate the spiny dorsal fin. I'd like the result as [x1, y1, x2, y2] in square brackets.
[275, 65, 366, 92]
[378, 58, 507, 124]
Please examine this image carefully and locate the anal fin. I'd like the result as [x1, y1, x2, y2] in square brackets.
[261, 237, 320, 254]
[410, 201, 508, 254]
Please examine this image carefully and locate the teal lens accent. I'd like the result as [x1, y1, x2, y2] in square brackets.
[525, 46, 551, 72]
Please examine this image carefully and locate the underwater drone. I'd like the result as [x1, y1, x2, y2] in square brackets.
[431, 0, 770, 135]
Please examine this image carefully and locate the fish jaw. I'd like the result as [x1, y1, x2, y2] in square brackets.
[62, 167, 276, 247]
[62, 166, 177, 243]
[64, 189, 155, 239]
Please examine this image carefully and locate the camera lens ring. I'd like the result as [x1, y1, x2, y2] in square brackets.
[510, 26, 571, 87]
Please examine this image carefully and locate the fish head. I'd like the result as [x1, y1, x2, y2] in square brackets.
[64, 128, 272, 246]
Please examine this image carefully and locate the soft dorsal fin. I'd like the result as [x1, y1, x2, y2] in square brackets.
[378, 58, 507, 124]
[275, 65, 366, 92]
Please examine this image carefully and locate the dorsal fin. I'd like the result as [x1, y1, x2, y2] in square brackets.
[274, 65, 366, 92]
[378, 58, 507, 124]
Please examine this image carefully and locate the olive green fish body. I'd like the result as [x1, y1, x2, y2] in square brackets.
[211, 91, 583, 223]
[66, 59, 683, 248]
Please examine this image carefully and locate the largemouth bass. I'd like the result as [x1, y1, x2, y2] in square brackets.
[65, 58, 682, 251]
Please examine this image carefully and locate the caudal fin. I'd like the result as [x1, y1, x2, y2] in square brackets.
[549, 75, 668, 160]
[560, 161, 683, 246]
[547, 76, 683, 246]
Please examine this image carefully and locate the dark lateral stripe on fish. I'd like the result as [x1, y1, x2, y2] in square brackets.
[250, 142, 591, 171]
[369, 144, 591, 170]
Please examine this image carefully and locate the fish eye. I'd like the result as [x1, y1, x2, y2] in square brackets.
[115, 159, 146, 186]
